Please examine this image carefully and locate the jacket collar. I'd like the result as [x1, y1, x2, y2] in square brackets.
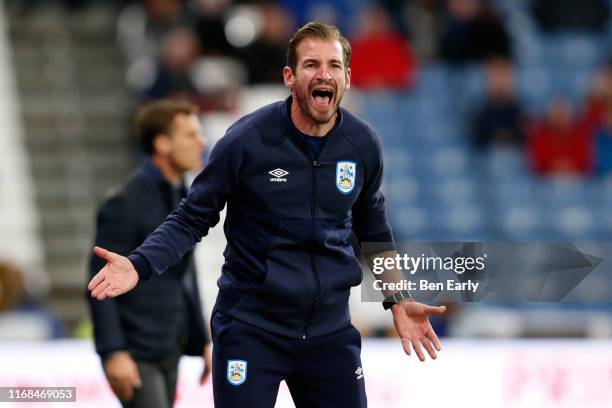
[140, 157, 169, 186]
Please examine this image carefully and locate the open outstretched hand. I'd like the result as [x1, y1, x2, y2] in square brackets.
[391, 300, 446, 362]
[88, 246, 139, 300]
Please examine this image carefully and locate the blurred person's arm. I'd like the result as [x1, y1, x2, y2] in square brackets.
[87, 194, 134, 357]
[103, 351, 142, 401]
[87, 193, 142, 400]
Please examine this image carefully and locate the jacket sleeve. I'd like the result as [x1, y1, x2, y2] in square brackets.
[129, 129, 243, 280]
[87, 194, 135, 359]
[351, 129, 395, 254]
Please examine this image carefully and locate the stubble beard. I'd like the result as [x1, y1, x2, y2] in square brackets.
[295, 82, 345, 126]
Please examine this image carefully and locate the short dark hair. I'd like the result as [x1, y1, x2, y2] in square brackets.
[287, 22, 351, 73]
[135, 99, 198, 155]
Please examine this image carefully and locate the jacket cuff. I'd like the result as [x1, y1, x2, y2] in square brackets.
[360, 230, 394, 244]
[99, 349, 127, 362]
[128, 253, 153, 281]
[359, 230, 395, 257]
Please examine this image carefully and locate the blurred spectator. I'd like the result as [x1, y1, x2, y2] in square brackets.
[145, 27, 201, 101]
[8, 0, 101, 13]
[238, 2, 294, 84]
[350, 4, 417, 90]
[594, 105, 612, 175]
[403, 0, 444, 61]
[531, 0, 610, 33]
[0, 262, 64, 339]
[472, 58, 524, 149]
[440, 0, 512, 64]
[0, 262, 22, 313]
[583, 64, 612, 130]
[192, 0, 236, 56]
[117, 0, 188, 92]
[144, 26, 241, 112]
[118, 0, 187, 55]
[281, 0, 352, 34]
[527, 98, 593, 177]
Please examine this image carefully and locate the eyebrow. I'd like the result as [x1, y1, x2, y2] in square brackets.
[301, 58, 343, 65]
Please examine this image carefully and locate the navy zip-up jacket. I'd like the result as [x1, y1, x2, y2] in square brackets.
[128, 96, 393, 339]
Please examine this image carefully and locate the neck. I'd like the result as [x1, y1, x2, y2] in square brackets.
[290, 95, 337, 137]
[151, 155, 182, 185]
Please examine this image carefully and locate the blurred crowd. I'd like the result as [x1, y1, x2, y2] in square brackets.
[114, 0, 420, 110]
[19, 0, 610, 181]
[108, 0, 612, 180]
[476, 57, 612, 178]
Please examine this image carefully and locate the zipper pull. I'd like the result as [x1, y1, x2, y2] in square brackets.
[313, 161, 322, 167]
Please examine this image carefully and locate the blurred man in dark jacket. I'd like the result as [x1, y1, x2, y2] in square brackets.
[473, 58, 525, 149]
[86, 99, 210, 408]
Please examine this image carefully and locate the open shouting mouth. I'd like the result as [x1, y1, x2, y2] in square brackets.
[311, 87, 334, 108]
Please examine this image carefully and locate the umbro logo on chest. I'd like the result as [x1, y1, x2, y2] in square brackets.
[269, 168, 288, 182]
[267, 162, 357, 193]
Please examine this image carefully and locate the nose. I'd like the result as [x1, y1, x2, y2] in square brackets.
[316, 65, 332, 81]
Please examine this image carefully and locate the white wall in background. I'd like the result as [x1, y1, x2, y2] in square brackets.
[0, 5, 47, 296]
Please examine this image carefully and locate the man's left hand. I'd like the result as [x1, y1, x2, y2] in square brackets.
[391, 300, 446, 362]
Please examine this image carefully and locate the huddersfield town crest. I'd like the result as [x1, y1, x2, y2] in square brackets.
[227, 360, 247, 386]
[336, 161, 356, 194]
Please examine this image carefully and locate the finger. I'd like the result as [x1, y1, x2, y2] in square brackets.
[114, 382, 129, 401]
[132, 369, 142, 389]
[421, 337, 437, 360]
[97, 283, 123, 301]
[401, 337, 411, 356]
[94, 246, 116, 263]
[411, 339, 425, 362]
[91, 280, 110, 299]
[97, 285, 118, 301]
[106, 286, 120, 298]
[108, 379, 120, 396]
[122, 383, 135, 402]
[205, 365, 212, 379]
[424, 305, 446, 315]
[200, 370, 206, 385]
[88, 271, 106, 291]
[427, 328, 442, 351]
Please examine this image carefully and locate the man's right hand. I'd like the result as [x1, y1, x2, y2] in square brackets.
[103, 351, 142, 401]
[88, 246, 139, 300]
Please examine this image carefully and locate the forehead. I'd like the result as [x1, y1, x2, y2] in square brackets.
[170, 113, 200, 132]
[295, 38, 344, 63]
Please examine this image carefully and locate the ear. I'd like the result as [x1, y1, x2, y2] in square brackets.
[283, 66, 294, 89]
[345, 67, 351, 90]
[153, 135, 172, 156]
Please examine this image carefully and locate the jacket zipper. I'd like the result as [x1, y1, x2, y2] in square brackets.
[303, 159, 323, 339]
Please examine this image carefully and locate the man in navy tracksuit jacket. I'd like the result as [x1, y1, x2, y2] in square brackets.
[89, 22, 445, 407]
